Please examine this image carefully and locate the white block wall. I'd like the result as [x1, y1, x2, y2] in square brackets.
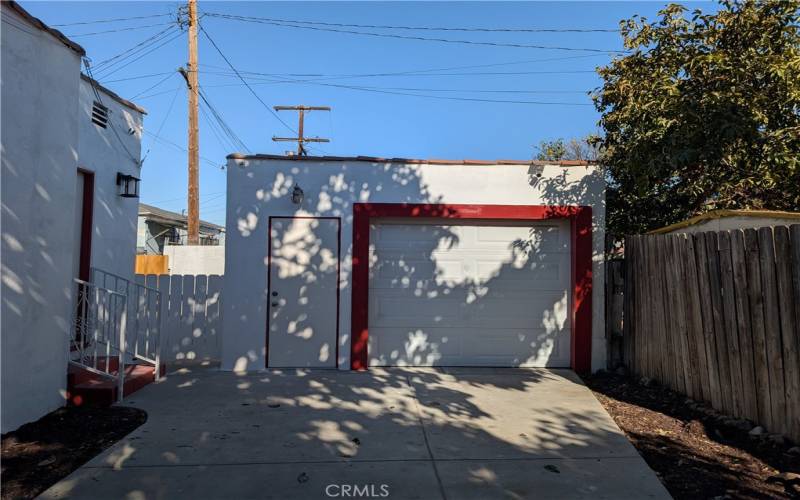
[164, 245, 225, 276]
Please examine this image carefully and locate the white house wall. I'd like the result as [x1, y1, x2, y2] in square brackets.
[164, 245, 225, 275]
[0, 7, 82, 432]
[77, 78, 143, 281]
[221, 158, 606, 372]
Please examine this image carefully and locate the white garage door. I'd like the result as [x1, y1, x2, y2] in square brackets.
[368, 219, 571, 367]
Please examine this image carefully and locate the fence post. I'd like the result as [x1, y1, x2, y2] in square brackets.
[155, 290, 162, 381]
[117, 295, 128, 403]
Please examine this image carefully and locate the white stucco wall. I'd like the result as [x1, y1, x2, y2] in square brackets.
[1, 7, 82, 432]
[164, 245, 225, 275]
[665, 215, 800, 235]
[221, 157, 606, 372]
[77, 78, 143, 281]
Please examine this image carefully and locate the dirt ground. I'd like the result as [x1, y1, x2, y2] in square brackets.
[584, 371, 800, 499]
[1, 406, 146, 500]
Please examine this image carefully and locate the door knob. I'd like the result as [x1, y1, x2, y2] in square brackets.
[271, 291, 278, 297]
[271, 302, 279, 307]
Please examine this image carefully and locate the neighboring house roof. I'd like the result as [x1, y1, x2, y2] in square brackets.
[2, 1, 86, 55]
[139, 203, 225, 233]
[227, 153, 595, 167]
[649, 209, 800, 235]
[81, 74, 147, 115]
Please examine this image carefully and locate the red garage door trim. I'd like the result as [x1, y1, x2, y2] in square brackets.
[350, 203, 593, 373]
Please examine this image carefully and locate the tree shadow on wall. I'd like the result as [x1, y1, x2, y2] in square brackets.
[228, 160, 604, 370]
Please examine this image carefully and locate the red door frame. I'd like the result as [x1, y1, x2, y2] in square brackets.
[266, 216, 342, 368]
[77, 169, 94, 282]
[350, 203, 593, 374]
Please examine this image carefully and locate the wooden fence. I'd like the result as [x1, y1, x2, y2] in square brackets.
[136, 274, 223, 363]
[625, 225, 800, 442]
[135, 255, 169, 275]
[605, 259, 625, 370]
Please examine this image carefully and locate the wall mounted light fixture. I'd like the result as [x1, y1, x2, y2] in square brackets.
[116, 173, 140, 198]
[291, 183, 304, 205]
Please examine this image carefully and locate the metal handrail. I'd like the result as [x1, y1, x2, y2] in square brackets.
[69, 278, 128, 401]
[90, 268, 162, 380]
[69, 269, 163, 403]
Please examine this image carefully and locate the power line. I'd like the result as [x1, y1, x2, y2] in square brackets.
[198, 86, 250, 152]
[200, 104, 238, 153]
[207, 69, 600, 78]
[141, 83, 182, 164]
[198, 194, 228, 209]
[204, 67, 599, 81]
[136, 87, 189, 100]
[197, 22, 297, 134]
[344, 53, 605, 77]
[52, 13, 173, 27]
[139, 68, 598, 102]
[142, 130, 221, 168]
[202, 70, 593, 105]
[91, 25, 177, 70]
[122, 54, 604, 89]
[50, 14, 172, 28]
[311, 85, 591, 94]
[139, 64, 599, 100]
[267, 76, 594, 106]
[119, 53, 602, 86]
[197, 52, 603, 83]
[104, 71, 186, 83]
[96, 30, 184, 79]
[65, 22, 175, 37]
[104, 72, 175, 83]
[201, 193, 226, 205]
[130, 72, 177, 99]
[202, 12, 620, 33]
[202, 72, 591, 94]
[198, 88, 246, 151]
[148, 191, 224, 205]
[205, 13, 625, 54]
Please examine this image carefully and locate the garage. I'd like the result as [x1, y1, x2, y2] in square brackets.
[367, 219, 571, 367]
[222, 155, 603, 373]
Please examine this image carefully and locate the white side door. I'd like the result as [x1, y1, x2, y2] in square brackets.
[268, 217, 339, 368]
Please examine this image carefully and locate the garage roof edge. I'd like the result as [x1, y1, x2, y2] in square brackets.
[226, 153, 595, 167]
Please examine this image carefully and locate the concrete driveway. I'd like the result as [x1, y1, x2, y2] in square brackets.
[41, 368, 669, 499]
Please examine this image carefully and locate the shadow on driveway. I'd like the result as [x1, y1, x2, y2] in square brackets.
[41, 368, 669, 499]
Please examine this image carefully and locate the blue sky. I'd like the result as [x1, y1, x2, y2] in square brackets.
[28, 1, 717, 225]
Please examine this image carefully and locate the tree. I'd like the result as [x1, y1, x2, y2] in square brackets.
[535, 136, 601, 161]
[593, 0, 800, 236]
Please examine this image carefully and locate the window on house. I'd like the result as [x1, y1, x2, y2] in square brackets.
[91, 101, 108, 128]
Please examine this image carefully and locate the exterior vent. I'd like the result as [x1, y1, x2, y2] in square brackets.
[91, 101, 108, 128]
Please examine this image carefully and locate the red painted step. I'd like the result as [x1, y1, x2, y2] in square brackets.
[67, 360, 165, 407]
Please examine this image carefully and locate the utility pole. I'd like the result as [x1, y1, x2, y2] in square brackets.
[272, 106, 331, 156]
[185, 0, 200, 245]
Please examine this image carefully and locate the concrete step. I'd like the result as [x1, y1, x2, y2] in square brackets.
[67, 361, 164, 407]
[67, 357, 121, 386]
